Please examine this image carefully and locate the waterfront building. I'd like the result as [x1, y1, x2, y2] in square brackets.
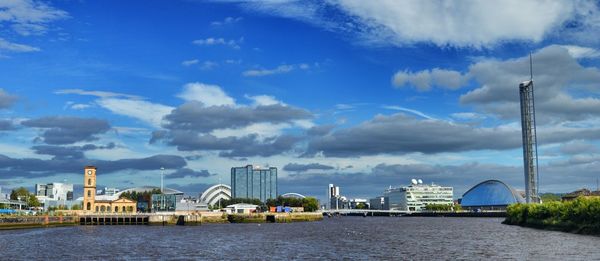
[349, 198, 368, 209]
[460, 180, 525, 210]
[151, 194, 177, 212]
[35, 182, 75, 211]
[231, 165, 277, 202]
[327, 184, 340, 209]
[83, 166, 136, 213]
[199, 184, 231, 207]
[35, 182, 74, 201]
[226, 203, 259, 214]
[369, 196, 385, 210]
[384, 179, 453, 212]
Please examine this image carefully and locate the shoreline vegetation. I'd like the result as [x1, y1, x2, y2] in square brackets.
[504, 197, 600, 235]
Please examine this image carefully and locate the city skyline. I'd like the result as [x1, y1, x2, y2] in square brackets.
[2, 1, 600, 200]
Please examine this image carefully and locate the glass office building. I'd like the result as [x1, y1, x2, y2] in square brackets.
[231, 165, 277, 202]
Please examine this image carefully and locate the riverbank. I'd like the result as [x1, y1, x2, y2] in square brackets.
[0, 212, 323, 229]
[503, 197, 600, 235]
[0, 216, 78, 230]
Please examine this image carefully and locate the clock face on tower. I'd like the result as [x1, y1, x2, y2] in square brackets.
[87, 170, 92, 175]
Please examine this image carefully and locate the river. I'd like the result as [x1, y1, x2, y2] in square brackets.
[1, 217, 599, 260]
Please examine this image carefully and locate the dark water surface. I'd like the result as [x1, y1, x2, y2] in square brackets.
[1, 217, 599, 260]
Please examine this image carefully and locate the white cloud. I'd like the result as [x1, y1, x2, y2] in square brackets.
[233, 0, 596, 47]
[70, 103, 92, 110]
[459, 45, 600, 123]
[0, 0, 69, 36]
[245, 94, 282, 106]
[181, 59, 199, 66]
[96, 98, 174, 127]
[450, 112, 486, 121]
[192, 37, 242, 49]
[243, 64, 294, 77]
[177, 82, 236, 107]
[55, 89, 143, 100]
[0, 38, 39, 52]
[210, 16, 243, 26]
[200, 61, 218, 70]
[557, 45, 600, 59]
[392, 68, 469, 91]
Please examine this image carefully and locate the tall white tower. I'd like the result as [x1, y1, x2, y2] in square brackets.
[519, 54, 540, 203]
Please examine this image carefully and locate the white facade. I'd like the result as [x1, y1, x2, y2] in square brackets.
[35, 182, 73, 201]
[384, 180, 453, 212]
[226, 203, 259, 214]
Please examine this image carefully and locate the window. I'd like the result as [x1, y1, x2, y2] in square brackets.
[87, 202, 91, 210]
[122, 206, 126, 212]
[114, 206, 118, 212]
[88, 179, 91, 186]
[100, 206, 106, 212]
[87, 190, 91, 197]
[96, 206, 99, 212]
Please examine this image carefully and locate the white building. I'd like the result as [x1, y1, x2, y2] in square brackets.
[36, 182, 75, 210]
[226, 203, 259, 214]
[36, 182, 73, 201]
[327, 184, 340, 209]
[384, 179, 453, 212]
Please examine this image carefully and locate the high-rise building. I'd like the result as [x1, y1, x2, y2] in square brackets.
[231, 165, 277, 202]
[327, 184, 340, 209]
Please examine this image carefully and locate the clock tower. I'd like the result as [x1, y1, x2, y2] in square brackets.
[83, 166, 97, 212]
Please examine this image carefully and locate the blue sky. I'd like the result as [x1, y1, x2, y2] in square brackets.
[2, 0, 600, 201]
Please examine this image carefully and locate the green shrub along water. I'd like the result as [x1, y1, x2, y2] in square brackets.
[504, 197, 600, 235]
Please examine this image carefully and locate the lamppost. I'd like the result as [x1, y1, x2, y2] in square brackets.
[160, 167, 165, 211]
[17, 196, 22, 211]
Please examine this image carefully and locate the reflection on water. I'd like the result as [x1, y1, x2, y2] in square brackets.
[1, 217, 599, 260]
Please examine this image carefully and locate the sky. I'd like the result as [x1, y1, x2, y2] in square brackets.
[1, 0, 600, 201]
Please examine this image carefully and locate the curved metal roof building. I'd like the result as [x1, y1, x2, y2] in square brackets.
[280, 192, 306, 199]
[116, 186, 184, 196]
[200, 184, 231, 206]
[461, 180, 525, 208]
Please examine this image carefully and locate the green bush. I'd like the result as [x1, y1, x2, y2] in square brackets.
[505, 197, 600, 234]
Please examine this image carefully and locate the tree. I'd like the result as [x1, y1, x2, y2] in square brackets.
[71, 203, 82, 210]
[10, 187, 40, 208]
[10, 187, 30, 200]
[540, 193, 562, 202]
[28, 195, 40, 207]
[355, 202, 368, 209]
[302, 197, 319, 212]
[424, 204, 453, 211]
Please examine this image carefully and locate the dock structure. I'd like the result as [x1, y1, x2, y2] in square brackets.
[79, 215, 150, 225]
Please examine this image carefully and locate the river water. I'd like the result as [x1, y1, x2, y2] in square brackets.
[1, 217, 599, 260]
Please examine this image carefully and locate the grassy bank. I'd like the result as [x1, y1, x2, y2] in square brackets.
[504, 197, 600, 235]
